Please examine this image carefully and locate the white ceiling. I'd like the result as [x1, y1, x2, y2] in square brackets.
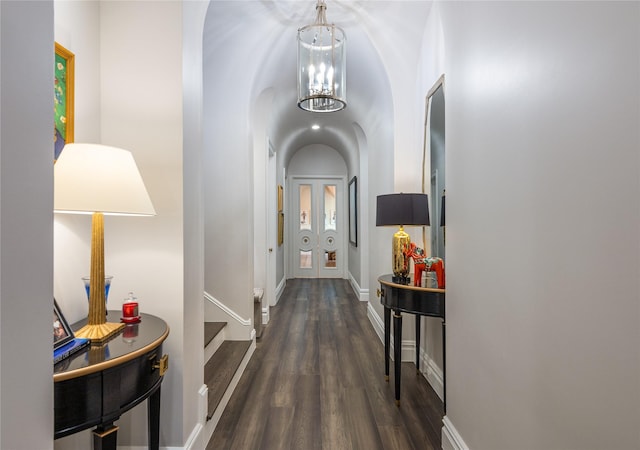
[204, 0, 432, 170]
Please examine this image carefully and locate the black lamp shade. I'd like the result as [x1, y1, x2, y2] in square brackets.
[376, 193, 430, 227]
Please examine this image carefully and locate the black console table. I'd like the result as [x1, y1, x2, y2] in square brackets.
[378, 275, 446, 410]
[54, 311, 169, 449]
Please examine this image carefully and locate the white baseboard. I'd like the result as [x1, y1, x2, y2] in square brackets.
[348, 272, 370, 302]
[419, 347, 444, 401]
[442, 416, 470, 450]
[274, 277, 286, 305]
[367, 301, 384, 342]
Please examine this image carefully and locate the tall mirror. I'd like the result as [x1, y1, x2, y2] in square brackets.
[422, 75, 445, 260]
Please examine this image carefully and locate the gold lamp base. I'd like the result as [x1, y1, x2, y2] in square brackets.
[74, 322, 125, 344]
[77, 212, 126, 344]
[392, 226, 411, 283]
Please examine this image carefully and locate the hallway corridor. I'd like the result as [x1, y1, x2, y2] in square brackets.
[206, 279, 443, 449]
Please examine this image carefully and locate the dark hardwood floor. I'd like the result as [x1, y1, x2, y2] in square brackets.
[206, 278, 443, 450]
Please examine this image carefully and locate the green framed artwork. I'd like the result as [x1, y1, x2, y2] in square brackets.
[54, 42, 74, 161]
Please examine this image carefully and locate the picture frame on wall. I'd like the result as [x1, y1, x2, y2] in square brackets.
[54, 42, 75, 161]
[349, 176, 357, 246]
[278, 212, 284, 246]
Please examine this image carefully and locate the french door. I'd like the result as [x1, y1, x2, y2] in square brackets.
[291, 177, 345, 278]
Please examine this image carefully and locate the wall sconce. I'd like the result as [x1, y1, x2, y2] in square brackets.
[54, 143, 155, 343]
[376, 193, 430, 284]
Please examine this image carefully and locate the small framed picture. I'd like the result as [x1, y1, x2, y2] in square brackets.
[53, 299, 74, 350]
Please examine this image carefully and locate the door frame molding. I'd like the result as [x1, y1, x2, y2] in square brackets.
[287, 175, 348, 279]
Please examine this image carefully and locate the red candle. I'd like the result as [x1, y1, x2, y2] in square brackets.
[121, 293, 140, 324]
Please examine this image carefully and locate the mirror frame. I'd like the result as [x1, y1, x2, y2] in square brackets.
[421, 74, 445, 256]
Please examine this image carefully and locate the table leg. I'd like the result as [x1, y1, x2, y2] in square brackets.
[415, 314, 421, 373]
[93, 423, 118, 450]
[393, 310, 402, 406]
[384, 306, 391, 382]
[148, 386, 161, 450]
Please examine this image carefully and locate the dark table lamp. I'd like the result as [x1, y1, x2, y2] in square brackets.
[376, 193, 430, 284]
[54, 143, 155, 343]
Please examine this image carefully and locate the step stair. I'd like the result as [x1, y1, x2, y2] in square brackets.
[205, 339, 252, 421]
[205, 322, 226, 348]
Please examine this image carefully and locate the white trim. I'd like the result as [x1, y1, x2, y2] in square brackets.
[442, 416, 470, 450]
[420, 347, 444, 400]
[204, 291, 251, 326]
[348, 272, 370, 302]
[367, 301, 384, 342]
[274, 277, 286, 306]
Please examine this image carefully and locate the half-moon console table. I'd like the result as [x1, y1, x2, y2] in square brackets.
[378, 274, 446, 410]
[54, 311, 169, 450]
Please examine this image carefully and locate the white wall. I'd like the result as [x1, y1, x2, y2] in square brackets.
[431, 2, 640, 449]
[54, 1, 194, 447]
[287, 145, 347, 177]
[202, 2, 256, 340]
[0, 2, 54, 449]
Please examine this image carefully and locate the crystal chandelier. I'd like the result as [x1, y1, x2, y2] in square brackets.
[297, 0, 346, 112]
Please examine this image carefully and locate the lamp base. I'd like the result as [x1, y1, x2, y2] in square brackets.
[392, 226, 411, 283]
[74, 321, 125, 344]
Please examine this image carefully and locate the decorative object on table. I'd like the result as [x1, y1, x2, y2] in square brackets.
[121, 292, 141, 324]
[376, 193, 430, 284]
[422, 271, 438, 289]
[405, 242, 427, 286]
[425, 255, 445, 288]
[54, 143, 155, 343]
[54, 43, 74, 161]
[297, 0, 346, 112]
[53, 299, 90, 364]
[82, 275, 113, 318]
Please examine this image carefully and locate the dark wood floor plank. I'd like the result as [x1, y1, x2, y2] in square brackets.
[207, 279, 443, 450]
[259, 406, 294, 450]
[290, 374, 322, 450]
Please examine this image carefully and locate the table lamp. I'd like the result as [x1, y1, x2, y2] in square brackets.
[376, 193, 430, 284]
[54, 143, 155, 343]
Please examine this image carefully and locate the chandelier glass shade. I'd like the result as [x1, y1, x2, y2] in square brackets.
[297, 0, 346, 112]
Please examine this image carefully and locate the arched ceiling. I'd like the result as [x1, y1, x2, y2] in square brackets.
[204, 0, 432, 173]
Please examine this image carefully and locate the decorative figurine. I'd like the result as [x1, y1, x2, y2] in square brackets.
[405, 242, 446, 288]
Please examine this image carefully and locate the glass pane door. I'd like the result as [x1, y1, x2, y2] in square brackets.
[291, 178, 344, 278]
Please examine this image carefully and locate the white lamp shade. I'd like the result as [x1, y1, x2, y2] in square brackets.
[54, 143, 155, 216]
